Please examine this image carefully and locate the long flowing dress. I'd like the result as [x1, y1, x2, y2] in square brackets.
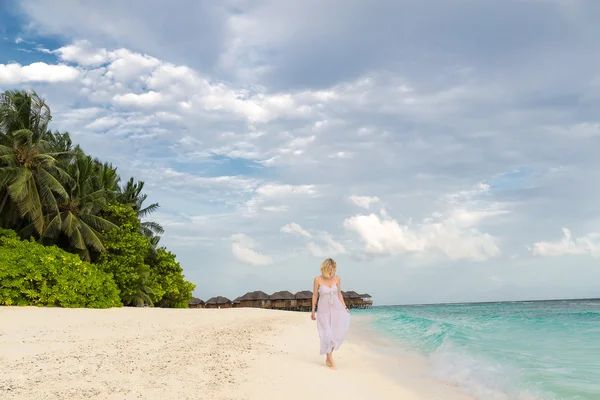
[316, 282, 350, 355]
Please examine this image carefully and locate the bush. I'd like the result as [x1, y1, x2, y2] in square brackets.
[0, 229, 122, 308]
[97, 204, 157, 306]
[148, 248, 196, 308]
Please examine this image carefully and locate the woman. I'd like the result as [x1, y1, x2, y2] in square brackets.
[311, 258, 350, 369]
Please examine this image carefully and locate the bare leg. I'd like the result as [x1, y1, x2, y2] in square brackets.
[326, 350, 337, 370]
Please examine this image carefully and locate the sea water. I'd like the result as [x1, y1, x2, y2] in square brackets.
[355, 299, 600, 400]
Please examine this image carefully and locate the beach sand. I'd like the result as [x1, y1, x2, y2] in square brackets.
[0, 307, 473, 400]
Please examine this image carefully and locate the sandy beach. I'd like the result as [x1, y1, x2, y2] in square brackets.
[0, 307, 473, 400]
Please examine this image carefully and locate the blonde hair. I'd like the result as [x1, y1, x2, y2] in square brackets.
[320, 258, 337, 279]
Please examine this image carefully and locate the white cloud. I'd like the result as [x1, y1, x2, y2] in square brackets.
[329, 151, 353, 159]
[6, 8, 600, 304]
[107, 48, 161, 82]
[344, 206, 503, 261]
[344, 212, 426, 255]
[306, 233, 346, 258]
[255, 184, 317, 198]
[281, 223, 346, 257]
[280, 223, 312, 238]
[231, 233, 273, 266]
[245, 183, 318, 214]
[54, 40, 108, 67]
[112, 91, 165, 108]
[531, 228, 600, 258]
[348, 195, 380, 210]
[0, 62, 79, 84]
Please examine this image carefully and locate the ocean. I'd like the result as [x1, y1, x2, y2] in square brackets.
[355, 299, 600, 400]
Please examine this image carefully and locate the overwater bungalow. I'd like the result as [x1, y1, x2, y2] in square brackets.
[193, 289, 371, 311]
[270, 291, 296, 309]
[342, 291, 362, 308]
[205, 296, 232, 309]
[188, 297, 205, 308]
[295, 291, 313, 311]
[358, 293, 373, 309]
[235, 290, 271, 308]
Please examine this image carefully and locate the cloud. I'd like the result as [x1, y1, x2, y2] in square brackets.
[54, 40, 109, 67]
[281, 222, 346, 258]
[112, 91, 165, 108]
[348, 195, 380, 210]
[5, 3, 600, 303]
[231, 233, 273, 266]
[0, 62, 79, 84]
[280, 223, 312, 238]
[344, 185, 506, 262]
[306, 233, 346, 258]
[531, 228, 600, 258]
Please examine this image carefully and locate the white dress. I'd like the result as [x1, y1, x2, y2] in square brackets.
[316, 281, 350, 355]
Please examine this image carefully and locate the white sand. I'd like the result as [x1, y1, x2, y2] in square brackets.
[0, 307, 473, 400]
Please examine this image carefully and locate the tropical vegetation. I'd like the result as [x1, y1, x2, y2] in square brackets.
[0, 89, 195, 308]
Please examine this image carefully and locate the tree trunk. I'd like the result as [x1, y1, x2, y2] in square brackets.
[0, 190, 8, 216]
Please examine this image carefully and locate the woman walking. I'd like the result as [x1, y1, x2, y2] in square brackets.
[311, 258, 350, 369]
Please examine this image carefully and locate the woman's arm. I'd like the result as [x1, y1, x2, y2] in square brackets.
[337, 276, 349, 310]
[311, 277, 319, 317]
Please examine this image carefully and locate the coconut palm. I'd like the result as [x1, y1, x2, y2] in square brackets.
[40, 155, 118, 261]
[118, 177, 164, 243]
[0, 90, 70, 235]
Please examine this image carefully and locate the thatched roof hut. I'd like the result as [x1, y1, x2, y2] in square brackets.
[205, 296, 232, 308]
[294, 290, 313, 311]
[270, 290, 296, 309]
[270, 290, 295, 300]
[188, 297, 205, 308]
[236, 290, 271, 308]
[294, 290, 313, 300]
[344, 291, 361, 299]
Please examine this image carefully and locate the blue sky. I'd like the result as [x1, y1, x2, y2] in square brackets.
[2, 0, 600, 305]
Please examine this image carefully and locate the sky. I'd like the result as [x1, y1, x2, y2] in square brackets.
[1, 0, 600, 305]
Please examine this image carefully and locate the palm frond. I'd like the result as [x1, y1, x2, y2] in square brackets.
[41, 213, 63, 240]
[141, 220, 164, 235]
[81, 213, 118, 233]
[69, 226, 86, 250]
[61, 211, 80, 236]
[138, 202, 160, 218]
[78, 221, 106, 253]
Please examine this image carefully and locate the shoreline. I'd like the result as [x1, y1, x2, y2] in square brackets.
[0, 307, 471, 400]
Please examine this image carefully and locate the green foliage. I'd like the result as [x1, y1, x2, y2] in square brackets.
[0, 228, 121, 308]
[97, 204, 155, 306]
[0, 89, 197, 309]
[147, 248, 196, 308]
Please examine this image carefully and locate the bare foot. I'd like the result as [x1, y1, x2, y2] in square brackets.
[326, 357, 337, 370]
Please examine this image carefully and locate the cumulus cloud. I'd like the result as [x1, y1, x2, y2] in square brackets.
[344, 205, 504, 261]
[54, 40, 109, 67]
[0, 62, 79, 84]
[348, 195, 380, 210]
[531, 229, 600, 258]
[6, 2, 600, 302]
[231, 233, 273, 266]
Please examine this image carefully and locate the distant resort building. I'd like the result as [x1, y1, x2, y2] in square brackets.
[205, 296, 232, 309]
[188, 297, 205, 308]
[190, 290, 373, 311]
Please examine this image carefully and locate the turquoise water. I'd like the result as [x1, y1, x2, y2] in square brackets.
[356, 299, 600, 400]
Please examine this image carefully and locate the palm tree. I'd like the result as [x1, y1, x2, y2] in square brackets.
[41, 155, 118, 261]
[118, 177, 164, 243]
[0, 90, 70, 235]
